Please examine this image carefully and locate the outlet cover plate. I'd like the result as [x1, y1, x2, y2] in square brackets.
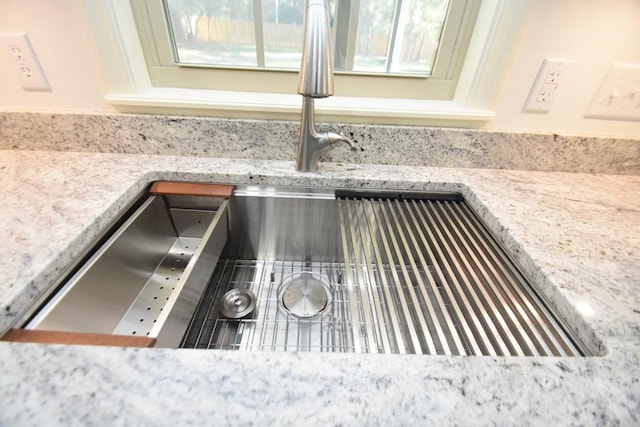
[523, 58, 574, 113]
[0, 32, 50, 91]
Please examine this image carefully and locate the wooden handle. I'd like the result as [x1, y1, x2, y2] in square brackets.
[150, 182, 234, 198]
[1, 329, 156, 348]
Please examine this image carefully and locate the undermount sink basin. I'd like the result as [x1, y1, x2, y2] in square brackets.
[7, 183, 589, 356]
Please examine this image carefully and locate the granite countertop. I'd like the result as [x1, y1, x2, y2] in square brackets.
[1, 150, 639, 425]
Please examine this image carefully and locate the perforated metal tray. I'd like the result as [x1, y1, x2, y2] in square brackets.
[25, 191, 229, 347]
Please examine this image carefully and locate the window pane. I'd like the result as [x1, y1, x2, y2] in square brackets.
[163, 0, 450, 76]
[352, 0, 395, 72]
[165, 0, 257, 67]
[261, 0, 304, 69]
[393, 0, 449, 74]
[352, 0, 449, 74]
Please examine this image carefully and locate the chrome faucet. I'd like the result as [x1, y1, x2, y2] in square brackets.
[296, 0, 356, 172]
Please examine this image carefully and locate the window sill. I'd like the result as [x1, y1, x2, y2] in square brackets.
[107, 87, 494, 127]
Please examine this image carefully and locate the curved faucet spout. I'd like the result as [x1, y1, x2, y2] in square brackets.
[296, 0, 355, 172]
[296, 97, 356, 172]
[327, 132, 357, 152]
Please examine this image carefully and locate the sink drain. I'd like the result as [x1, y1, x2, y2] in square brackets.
[219, 289, 256, 319]
[278, 272, 332, 318]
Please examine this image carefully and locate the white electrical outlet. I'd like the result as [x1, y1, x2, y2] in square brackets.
[584, 63, 640, 121]
[1, 33, 51, 91]
[523, 58, 575, 113]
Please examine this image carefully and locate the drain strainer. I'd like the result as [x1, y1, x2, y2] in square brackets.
[278, 272, 332, 318]
[219, 289, 256, 319]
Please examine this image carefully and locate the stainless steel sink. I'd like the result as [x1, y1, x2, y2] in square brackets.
[12, 183, 588, 355]
[180, 186, 588, 356]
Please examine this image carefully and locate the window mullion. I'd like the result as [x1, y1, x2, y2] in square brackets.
[253, 0, 265, 68]
[386, 0, 408, 73]
[345, 0, 360, 72]
[333, 0, 359, 72]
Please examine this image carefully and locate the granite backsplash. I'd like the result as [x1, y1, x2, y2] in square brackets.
[1, 111, 638, 175]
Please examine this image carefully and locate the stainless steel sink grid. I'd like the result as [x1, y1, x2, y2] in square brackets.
[182, 260, 354, 352]
[181, 188, 588, 356]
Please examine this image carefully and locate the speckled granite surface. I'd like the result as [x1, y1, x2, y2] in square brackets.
[1, 111, 639, 174]
[1, 150, 639, 425]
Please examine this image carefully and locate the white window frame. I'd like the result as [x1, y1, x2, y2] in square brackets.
[131, 0, 477, 100]
[83, 0, 528, 126]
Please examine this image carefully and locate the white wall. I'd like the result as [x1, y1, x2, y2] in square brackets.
[0, 0, 110, 111]
[0, 0, 639, 138]
[490, 0, 640, 137]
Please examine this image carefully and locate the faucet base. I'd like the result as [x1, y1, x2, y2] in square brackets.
[296, 97, 356, 173]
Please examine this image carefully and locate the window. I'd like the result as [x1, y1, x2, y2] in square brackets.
[163, 0, 450, 75]
[84, 0, 528, 125]
[132, 0, 479, 99]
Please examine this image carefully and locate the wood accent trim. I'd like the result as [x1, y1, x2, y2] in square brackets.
[1, 329, 156, 348]
[150, 182, 234, 198]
